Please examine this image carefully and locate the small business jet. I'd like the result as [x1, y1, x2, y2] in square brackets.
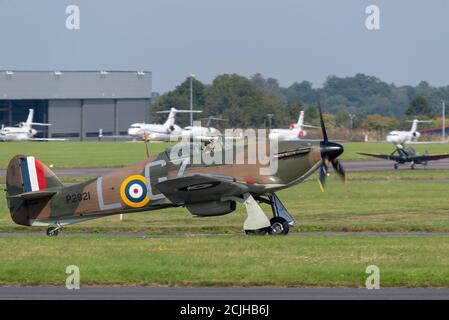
[386, 119, 431, 145]
[181, 116, 226, 141]
[0, 109, 65, 142]
[100, 108, 202, 141]
[269, 111, 319, 141]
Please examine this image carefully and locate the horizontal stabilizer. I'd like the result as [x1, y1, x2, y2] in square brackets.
[8, 190, 57, 201]
[30, 122, 51, 126]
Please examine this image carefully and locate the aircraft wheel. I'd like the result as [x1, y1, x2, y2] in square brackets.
[394, 164, 398, 170]
[46, 227, 59, 237]
[268, 217, 290, 235]
[244, 229, 267, 236]
[411, 164, 415, 170]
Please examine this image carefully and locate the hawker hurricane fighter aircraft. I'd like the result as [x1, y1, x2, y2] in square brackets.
[6, 103, 345, 236]
[359, 145, 449, 169]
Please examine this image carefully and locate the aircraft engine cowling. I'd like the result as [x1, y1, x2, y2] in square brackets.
[186, 201, 236, 217]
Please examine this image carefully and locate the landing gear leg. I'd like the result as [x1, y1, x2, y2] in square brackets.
[267, 194, 295, 235]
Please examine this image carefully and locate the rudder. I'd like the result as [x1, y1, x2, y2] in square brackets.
[6, 155, 63, 226]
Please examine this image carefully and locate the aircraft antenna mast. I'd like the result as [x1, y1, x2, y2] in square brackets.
[190, 74, 195, 126]
[443, 100, 446, 142]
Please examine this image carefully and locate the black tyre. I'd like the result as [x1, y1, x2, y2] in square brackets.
[268, 217, 290, 235]
[394, 164, 398, 170]
[46, 227, 59, 237]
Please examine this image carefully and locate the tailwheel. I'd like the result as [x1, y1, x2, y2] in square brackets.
[394, 163, 398, 170]
[244, 229, 268, 236]
[46, 226, 60, 237]
[268, 217, 290, 235]
[411, 163, 415, 170]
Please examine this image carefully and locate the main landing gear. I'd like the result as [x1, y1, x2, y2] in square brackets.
[242, 193, 295, 236]
[46, 223, 62, 237]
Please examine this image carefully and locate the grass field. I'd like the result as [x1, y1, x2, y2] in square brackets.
[1, 171, 449, 234]
[1, 168, 449, 287]
[1, 141, 448, 169]
[1, 235, 449, 287]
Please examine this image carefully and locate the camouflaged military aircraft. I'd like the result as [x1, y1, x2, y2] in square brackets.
[359, 145, 449, 170]
[6, 103, 345, 236]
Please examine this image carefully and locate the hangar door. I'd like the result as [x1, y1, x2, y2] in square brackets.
[116, 99, 149, 135]
[83, 99, 115, 139]
[48, 100, 81, 139]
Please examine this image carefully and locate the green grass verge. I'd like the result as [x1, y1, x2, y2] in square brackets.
[1, 141, 448, 169]
[1, 235, 449, 287]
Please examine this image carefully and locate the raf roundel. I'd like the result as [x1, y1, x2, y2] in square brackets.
[120, 175, 150, 208]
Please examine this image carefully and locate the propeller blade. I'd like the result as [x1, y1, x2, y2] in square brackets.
[331, 159, 346, 182]
[316, 95, 328, 143]
[318, 160, 328, 192]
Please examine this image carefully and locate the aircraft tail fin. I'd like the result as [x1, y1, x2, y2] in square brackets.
[410, 119, 418, 133]
[6, 155, 63, 195]
[6, 155, 63, 226]
[159, 108, 202, 127]
[25, 109, 34, 126]
[296, 111, 304, 127]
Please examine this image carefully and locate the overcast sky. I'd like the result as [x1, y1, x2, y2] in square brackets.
[0, 0, 448, 93]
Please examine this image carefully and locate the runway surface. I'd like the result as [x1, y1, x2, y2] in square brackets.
[1, 287, 449, 300]
[2, 159, 449, 177]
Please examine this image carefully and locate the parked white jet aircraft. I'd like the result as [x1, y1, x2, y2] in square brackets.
[181, 117, 226, 141]
[0, 109, 65, 142]
[127, 108, 202, 141]
[386, 119, 431, 145]
[269, 111, 319, 141]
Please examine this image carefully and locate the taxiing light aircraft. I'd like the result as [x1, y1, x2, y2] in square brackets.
[6, 102, 345, 236]
[386, 119, 431, 145]
[269, 111, 319, 141]
[0, 109, 65, 142]
[359, 145, 449, 170]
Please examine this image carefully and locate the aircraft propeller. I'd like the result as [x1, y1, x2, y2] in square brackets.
[316, 96, 346, 191]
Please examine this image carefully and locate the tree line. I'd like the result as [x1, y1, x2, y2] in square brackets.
[153, 73, 448, 133]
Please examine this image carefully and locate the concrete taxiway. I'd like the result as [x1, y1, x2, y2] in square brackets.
[1, 287, 449, 300]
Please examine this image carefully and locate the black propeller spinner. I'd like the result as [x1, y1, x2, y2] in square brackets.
[317, 96, 346, 191]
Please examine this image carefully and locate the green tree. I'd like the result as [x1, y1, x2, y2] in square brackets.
[405, 96, 433, 117]
[361, 114, 398, 132]
[204, 74, 278, 127]
[153, 77, 206, 126]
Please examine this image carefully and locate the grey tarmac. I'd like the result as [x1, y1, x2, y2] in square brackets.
[1, 287, 449, 300]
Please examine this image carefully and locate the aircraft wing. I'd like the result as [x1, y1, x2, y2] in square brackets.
[414, 153, 449, 162]
[155, 174, 248, 205]
[357, 152, 401, 161]
[99, 135, 132, 140]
